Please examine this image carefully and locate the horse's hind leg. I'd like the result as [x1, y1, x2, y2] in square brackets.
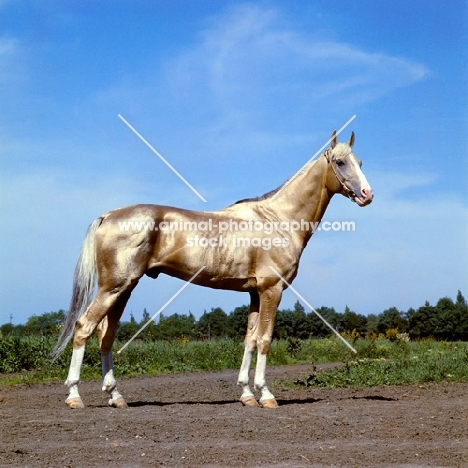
[65, 343, 87, 408]
[96, 290, 133, 408]
[65, 281, 137, 408]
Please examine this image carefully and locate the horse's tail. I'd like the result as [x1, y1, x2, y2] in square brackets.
[51, 217, 103, 360]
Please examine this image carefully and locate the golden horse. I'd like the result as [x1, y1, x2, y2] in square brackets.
[53, 130, 373, 409]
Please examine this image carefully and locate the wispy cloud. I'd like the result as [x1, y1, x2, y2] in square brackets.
[84, 3, 430, 203]
[163, 4, 428, 123]
[90, 3, 428, 154]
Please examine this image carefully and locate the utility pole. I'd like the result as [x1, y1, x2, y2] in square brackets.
[10, 313, 12, 324]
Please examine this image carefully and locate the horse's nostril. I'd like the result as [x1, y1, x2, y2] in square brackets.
[362, 187, 373, 200]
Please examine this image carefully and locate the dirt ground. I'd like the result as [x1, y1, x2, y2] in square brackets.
[0, 364, 467, 467]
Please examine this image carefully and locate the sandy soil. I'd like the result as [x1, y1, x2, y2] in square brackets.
[0, 364, 467, 467]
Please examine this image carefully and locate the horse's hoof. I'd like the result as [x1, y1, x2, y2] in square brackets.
[66, 397, 85, 409]
[260, 398, 279, 409]
[109, 397, 128, 408]
[240, 395, 259, 407]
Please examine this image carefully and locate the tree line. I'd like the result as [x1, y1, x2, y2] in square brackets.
[1, 290, 467, 341]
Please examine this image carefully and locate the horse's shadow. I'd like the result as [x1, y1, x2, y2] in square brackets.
[128, 399, 234, 408]
[91, 395, 396, 408]
[125, 397, 326, 408]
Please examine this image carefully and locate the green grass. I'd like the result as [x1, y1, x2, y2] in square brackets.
[293, 341, 468, 388]
[1, 335, 467, 388]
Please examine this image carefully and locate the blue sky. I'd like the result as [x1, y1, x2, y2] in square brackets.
[1, 0, 466, 326]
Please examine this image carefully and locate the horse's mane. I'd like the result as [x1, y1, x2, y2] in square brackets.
[232, 150, 330, 205]
[232, 187, 281, 205]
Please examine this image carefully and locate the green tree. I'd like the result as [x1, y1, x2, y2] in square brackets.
[274, 308, 293, 339]
[0, 322, 15, 337]
[454, 290, 468, 340]
[432, 297, 457, 339]
[407, 302, 437, 339]
[307, 306, 340, 337]
[116, 314, 140, 342]
[340, 306, 367, 334]
[456, 290, 466, 307]
[377, 307, 408, 333]
[406, 293, 468, 340]
[138, 308, 159, 340]
[291, 301, 310, 338]
[197, 307, 230, 339]
[365, 313, 379, 332]
[117, 311, 198, 341]
[228, 305, 249, 339]
[25, 310, 66, 336]
[156, 312, 197, 340]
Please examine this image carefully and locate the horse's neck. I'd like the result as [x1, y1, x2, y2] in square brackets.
[266, 156, 332, 225]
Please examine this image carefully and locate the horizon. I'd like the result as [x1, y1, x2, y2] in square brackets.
[3, 286, 465, 329]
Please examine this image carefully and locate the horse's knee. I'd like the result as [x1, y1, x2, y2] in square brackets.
[244, 331, 257, 348]
[257, 336, 271, 354]
[72, 319, 93, 348]
[72, 336, 86, 349]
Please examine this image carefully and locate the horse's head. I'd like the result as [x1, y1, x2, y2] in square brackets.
[325, 130, 373, 207]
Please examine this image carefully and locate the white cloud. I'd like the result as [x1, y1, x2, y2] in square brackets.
[163, 4, 428, 127]
[88, 4, 428, 164]
[63, 4, 431, 208]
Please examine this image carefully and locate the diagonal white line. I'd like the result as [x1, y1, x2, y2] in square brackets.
[270, 115, 356, 200]
[268, 265, 357, 353]
[117, 266, 206, 354]
[118, 114, 207, 202]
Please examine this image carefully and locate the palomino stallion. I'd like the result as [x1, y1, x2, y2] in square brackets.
[53, 131, 373, 409]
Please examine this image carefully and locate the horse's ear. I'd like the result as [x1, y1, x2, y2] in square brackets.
[331, 130, 337, 149]
[349, 131, 355, 148]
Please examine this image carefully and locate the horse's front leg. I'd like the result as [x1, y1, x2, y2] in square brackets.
[254, 284, 282, 408]
[254, 352, 277, 408]
[238, 292, 260, 406]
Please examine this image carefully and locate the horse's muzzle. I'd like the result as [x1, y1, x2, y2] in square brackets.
[354, 187, 373, 206]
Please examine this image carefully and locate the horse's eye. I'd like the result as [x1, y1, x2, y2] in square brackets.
[336, 160, 345, 167]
